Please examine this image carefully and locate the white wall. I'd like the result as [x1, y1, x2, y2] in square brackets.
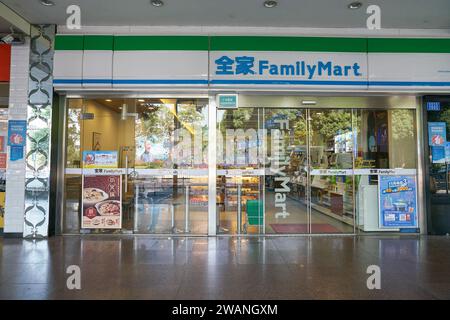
[57, 25, 450, 37]
[4, 40, 30, 234]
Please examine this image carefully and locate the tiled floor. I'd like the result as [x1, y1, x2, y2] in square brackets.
[0, 235, 449, 299]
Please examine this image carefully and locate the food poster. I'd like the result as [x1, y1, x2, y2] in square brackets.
[0, 153, 6, 168]
[82, 151, 118, 168]
[82, 175, 122, 229]
[0, 136, 6, 152]
[378, 175, 418, 228]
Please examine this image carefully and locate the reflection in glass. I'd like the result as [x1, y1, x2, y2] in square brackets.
[63, 98, 209, 234]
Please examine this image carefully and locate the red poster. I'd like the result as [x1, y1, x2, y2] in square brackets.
[0, 44, 11, 82]
[82, 175, 122, 229]
[0, 153, 6, 169]
[0, 136, 5, 152]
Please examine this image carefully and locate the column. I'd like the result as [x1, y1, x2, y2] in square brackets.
[3, 39, 30, 235]
[23, 25, 55, 238]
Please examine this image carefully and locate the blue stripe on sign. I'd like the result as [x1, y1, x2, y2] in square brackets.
[113, 79, 209, 84]
[54, 79, 83, 84]
[53, 79, 450, 87]
[54, 79, 208, 85]
[83, 79, 112, 84]
[210, 79, 368, 86]
[369, 81, 450, 86]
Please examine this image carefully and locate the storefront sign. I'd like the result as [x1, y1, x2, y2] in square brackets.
[53, 35, 450, 91]
[210, 51, 367, 89]
[7, 120, 27, 147]
[428, 122, 447, 146]
[379, 175, 418, 228]
[82, 151, 118, 168]
[217, 94, 238, 109]
[82, 175, 122, 229]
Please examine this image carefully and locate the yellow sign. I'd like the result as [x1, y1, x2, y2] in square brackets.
[0, 191, 5, 229]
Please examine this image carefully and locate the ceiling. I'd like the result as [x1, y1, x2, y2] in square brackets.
[0, 16, 13, 33]
[1, 0, 450, 29]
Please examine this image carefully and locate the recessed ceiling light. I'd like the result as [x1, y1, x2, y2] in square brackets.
[150, 0, 164, 7]
[263, 0, 278, 8]
[105, 99, 112, 102]
[348, 2, 363, 9]
[138, 99, 145, 102]
[40, 0, 55, 6]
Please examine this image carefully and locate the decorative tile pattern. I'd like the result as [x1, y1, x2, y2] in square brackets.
[23, 25, 55, 238]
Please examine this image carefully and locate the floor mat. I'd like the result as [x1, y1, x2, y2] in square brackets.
[270, 223, 343, 234]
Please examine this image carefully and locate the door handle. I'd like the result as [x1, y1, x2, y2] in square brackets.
[125, 155, 128, 193]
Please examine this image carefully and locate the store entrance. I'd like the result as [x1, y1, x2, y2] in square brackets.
[216, 103, 418, 235]
[62, 95, 419, 235]
[424, 96, 450, 235]
[216, 107, 356, 234]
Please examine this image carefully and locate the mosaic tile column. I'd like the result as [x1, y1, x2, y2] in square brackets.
[23, 25, 55, 238]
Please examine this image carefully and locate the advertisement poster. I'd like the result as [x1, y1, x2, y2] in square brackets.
[0, 136, 5, 152]
[10, 146, 23, 161]
[0, 153, 6, 169]
[431, 146, 446, 164]
[0, 191, 4, 229]
[135, 136, 170, 168]
[82, 175, 122, 229]
[7, 120, 27, 147]
[82, 151, 118, 168]
[428, 122, 447, 147]
[379, 175, 418, 228]
[446, 142, 450, 163]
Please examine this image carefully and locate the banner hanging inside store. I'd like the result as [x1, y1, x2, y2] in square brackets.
[428, 122, 447, 147]
[82, 175, 122, 229]
[82, 151, 118, 168]
[10, 146, 23, 161]
[446, 142, 450, 162]
[431, 146, 446, 164]
[7, 120, 27, 147]
[379, 175, 418, 228]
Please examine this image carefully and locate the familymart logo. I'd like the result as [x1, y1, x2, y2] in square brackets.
[215, 56, 363, 79]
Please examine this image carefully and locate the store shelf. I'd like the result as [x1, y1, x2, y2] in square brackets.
[310, 202, 355, 226]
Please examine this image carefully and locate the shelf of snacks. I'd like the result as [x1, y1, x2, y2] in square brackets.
[222, 176, 261, 209]
[189, 184, 208, 207]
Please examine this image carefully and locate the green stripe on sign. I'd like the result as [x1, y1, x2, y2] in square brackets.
[368, 38, 450, 53]
[210, 36, 368, 52]
[84, 35, 114, 50]
[114, 36, 209, 51]
[55, 35, 84, 50]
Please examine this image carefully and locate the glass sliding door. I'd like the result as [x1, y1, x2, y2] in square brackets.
[424, 96, 450, 235]
[263, 108, 309, 234]
[63, 97, 209, 235]
[308, 109, 355, 233]
[216, 108, 264, 234]
[353, 108, 418, 233]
